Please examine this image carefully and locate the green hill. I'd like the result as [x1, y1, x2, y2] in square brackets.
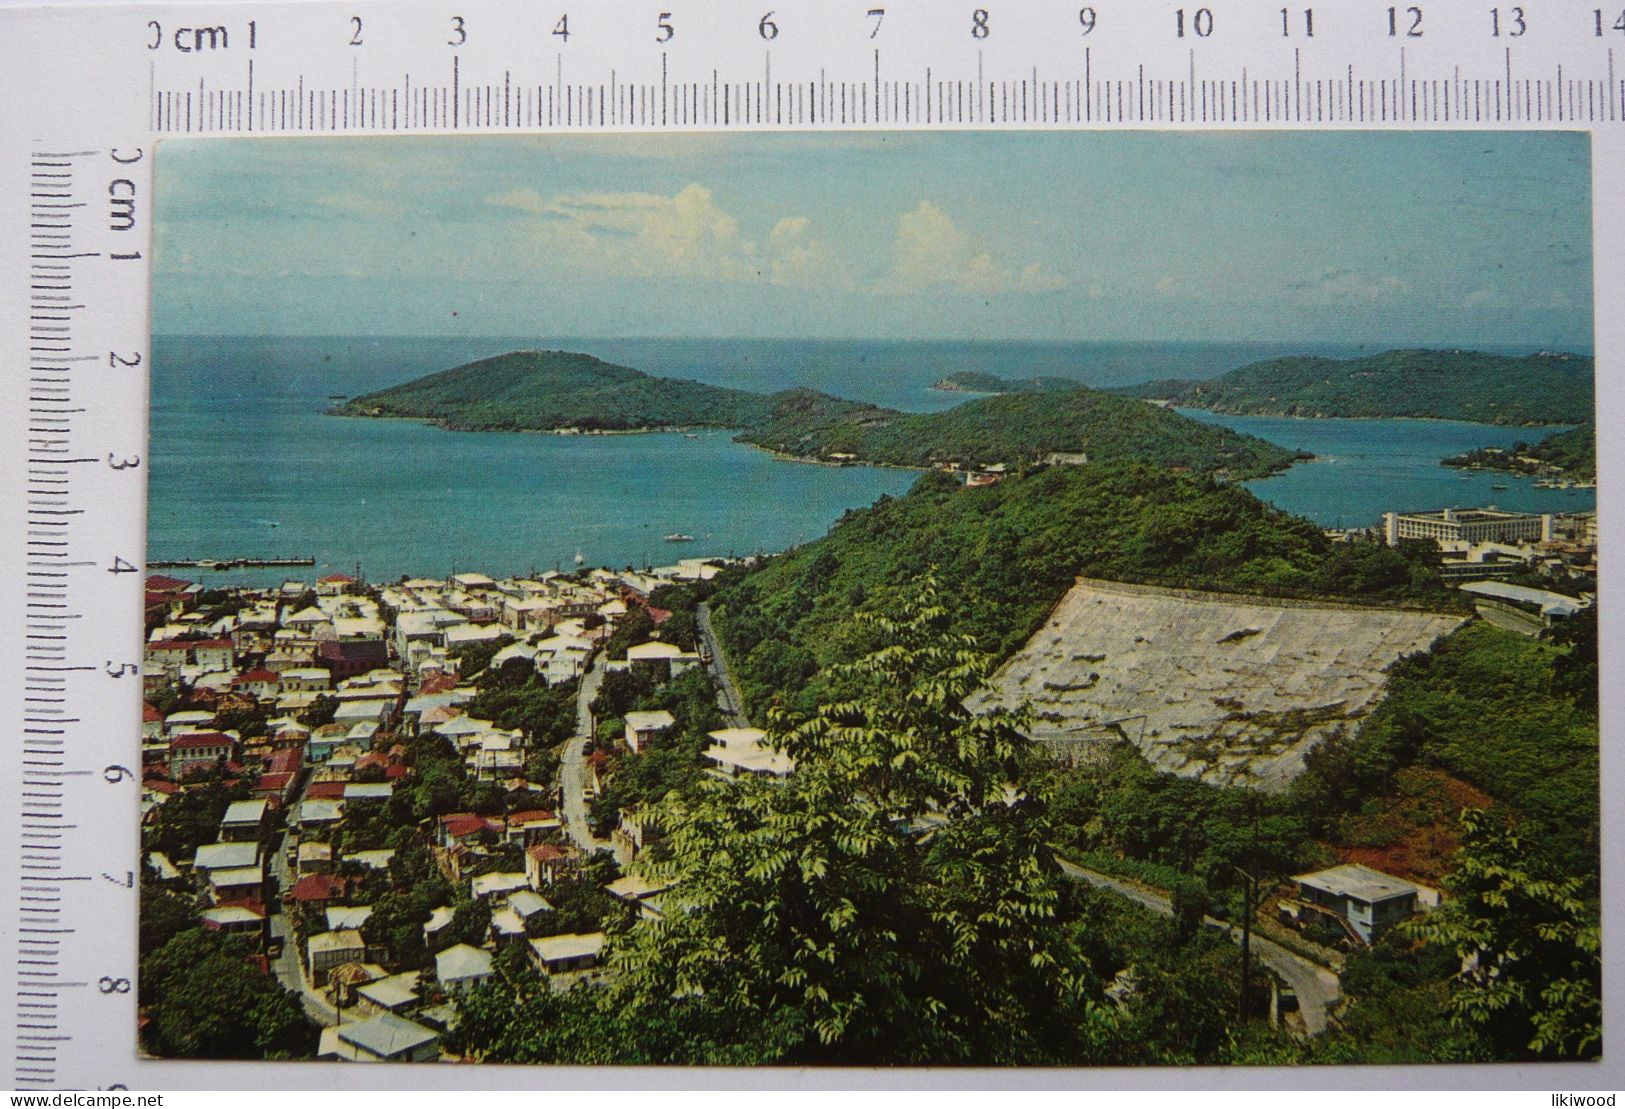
[1442, 423, 1596, 482]
[740, 388, 1304, 478]
[930, 371, 1083, 394]
[335, 349, 1302, 479]
[1113, 349, 1594, 426]
[332, 349, 777, 432]
[709, 463, 1461, 721]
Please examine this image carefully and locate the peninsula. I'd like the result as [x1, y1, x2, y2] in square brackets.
[1109, 348, 1594, 426]
[333, 349, 1303, 479]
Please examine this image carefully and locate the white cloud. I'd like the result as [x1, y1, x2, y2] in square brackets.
[1286, 268, 1408, 303]
[486, 183, 844, 288]
[875, 201, 1064, 296]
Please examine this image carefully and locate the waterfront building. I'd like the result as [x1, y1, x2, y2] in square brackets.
[1383, 507, 1551, 547]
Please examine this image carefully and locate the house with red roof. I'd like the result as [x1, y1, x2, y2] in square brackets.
[283, 873, 347, 910]
[304, 781, 347, 801]
[505, 810, 563, 847]
[436, 812, 503, 849]
[524, 842, 579, 889]
[141, 703, 163, 741]
[231, 668, 281, 699]
[315, 573, 358, 597]
[167, 731, 237, 778]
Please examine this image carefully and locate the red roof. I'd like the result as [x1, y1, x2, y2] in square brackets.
[284, 874, 345, 903]
[142, 703, 162, 723]
[383, 764, 411, 781]
[440, 813, 499, 839]
[267, 748, 302, 774]
[508, 810, 557, 824]
[233, 669, 280, 685]
[305, 782, 346, 800]
[147, 639, 193, 653]
[318, 573, 356, 584]
[144, 779, 180, 796]
[146, 574, 194, 592]
[354, 752, 389, 771]
[526, 843, 569, 862]
[170, 731, 234, 751]
[417, 672, 458, 696]
[647, 606, 673, 625]
[192, 638, 235, 651]
[256, 772, 293, 792]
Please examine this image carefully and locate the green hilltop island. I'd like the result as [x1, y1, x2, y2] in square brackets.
[332, 348, 1306, 478]
[1109, 348, 1593, 426]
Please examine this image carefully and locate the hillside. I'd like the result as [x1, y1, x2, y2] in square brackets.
[1442, 423, 1596, 482]
[931, 371, 1083, 393]
[740, 387, 1304, 478]
[332, 349, 777, 432]
[708, 463, 1461, 722]
[335, 349, 1303, 479]
[1112, 349, 1593, 426]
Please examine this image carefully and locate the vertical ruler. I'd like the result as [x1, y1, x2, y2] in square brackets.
[9, 145, 151, 1091]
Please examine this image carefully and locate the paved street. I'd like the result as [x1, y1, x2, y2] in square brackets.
[560, 655, 626, 864]
[695, 602, 749, 728]
[1056, 858, 1341, 1035]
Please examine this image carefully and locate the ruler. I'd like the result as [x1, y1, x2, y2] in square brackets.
[1, 0, 1621, 1091]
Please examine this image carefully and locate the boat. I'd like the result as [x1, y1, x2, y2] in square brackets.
[1491, 483, 1509, 490]
[683, 433, 699, 439]
[573, 550, 585, 566]
[664, 533, 695, 543]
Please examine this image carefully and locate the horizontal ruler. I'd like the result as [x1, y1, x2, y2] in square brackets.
[73, 0, 1625, 132]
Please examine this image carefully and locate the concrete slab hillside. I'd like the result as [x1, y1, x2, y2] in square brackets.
[974, 578, 1467, 791]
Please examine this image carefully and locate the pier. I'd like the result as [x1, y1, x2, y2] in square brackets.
[149, 556, 316, 570]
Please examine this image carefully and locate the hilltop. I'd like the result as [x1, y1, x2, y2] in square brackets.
[334, 349, 1303, 479]
[739, 386, 1303, 477]
[1111, 349, 1594, 426]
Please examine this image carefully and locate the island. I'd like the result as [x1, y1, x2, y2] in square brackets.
[1442, 423, 1596, 485]
[930, 371, 1084, 394]
[1110, 348, 1594, 426]
[333, 349, 1305, 479]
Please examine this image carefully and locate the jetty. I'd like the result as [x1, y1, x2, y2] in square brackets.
[149, 556, 316, 570]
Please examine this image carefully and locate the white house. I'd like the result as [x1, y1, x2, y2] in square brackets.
[434, 942, 493, 995]
[623, 710, 676, 754]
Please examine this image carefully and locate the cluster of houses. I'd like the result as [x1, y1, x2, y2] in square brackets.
[140, 559, 755, 1063]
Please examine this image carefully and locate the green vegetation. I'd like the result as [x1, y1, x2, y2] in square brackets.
[931, 371, 1084, 393]
[1292, 617, 1599, 885]
[740, 386, 1303, 476]
[332, 350, 779, 432]
[139, 928, 317, 1059]
[334, 348, 1302, 478]
[1114, 349, 1594, 425]
[448, 580, 1307, 1065]
[710, 463, 1459, 721]
[1443, 423, 1596, 482]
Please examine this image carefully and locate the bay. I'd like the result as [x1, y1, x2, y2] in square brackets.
[147, 335, 1595, 586]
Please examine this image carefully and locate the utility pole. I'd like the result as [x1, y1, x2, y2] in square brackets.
[1236, 865, 1258, 1020]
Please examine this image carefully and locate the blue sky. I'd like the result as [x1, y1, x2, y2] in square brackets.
[153, 131, 1592, 346]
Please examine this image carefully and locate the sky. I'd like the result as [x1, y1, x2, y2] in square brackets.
[152, 131, 1593, 346]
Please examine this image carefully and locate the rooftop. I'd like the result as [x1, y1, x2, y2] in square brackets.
[1293, 863, 1425, 905]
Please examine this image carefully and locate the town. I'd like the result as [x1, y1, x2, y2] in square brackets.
[136, 501, 1597, 1064]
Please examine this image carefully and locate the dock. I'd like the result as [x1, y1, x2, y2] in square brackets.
[149, 556, 316, 570]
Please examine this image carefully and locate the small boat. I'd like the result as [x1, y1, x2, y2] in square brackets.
[683, 433, 699, 439]
[1491, 483, 1509, 490]
[573, 550, 585, 566]
[664, 533, 695, 543]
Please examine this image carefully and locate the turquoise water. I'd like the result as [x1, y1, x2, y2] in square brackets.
[147, 336, 1593, 584]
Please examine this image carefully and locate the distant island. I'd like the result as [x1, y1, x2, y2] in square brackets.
[930, 371, 1083, 394]
[1443, 423, 1596, 483]
[333, 349, 1304, 479]
[1110, 349, 1594, 426]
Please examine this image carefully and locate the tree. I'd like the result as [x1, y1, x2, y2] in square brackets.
[139, 928, 317, 1059]
[550, 574, 1115, 1065]
[1405, 808, 1601, 1060]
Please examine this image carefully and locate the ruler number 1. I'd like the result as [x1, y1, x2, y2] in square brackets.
[1594, 8, 1625, 33]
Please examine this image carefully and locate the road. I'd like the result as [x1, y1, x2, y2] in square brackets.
[559, 654, 626, 863]
[1056, 859, 1341, 1036]
[695, 602, 749, 728]
[266, 791, 339, 1027]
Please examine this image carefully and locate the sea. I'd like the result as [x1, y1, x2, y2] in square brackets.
[148, 335, 1595, 587]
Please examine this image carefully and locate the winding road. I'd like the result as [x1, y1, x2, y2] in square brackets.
[559, 655, 627, 864]
[695, 602, 749, 728]
[1056, 859, 1341, 1035]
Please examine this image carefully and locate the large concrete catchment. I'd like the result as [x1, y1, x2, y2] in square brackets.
[971, 578, 1467, 792]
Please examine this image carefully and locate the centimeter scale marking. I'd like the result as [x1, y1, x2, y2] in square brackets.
[151, 46, 1625, 134]
[16, 148, 98, 1091]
